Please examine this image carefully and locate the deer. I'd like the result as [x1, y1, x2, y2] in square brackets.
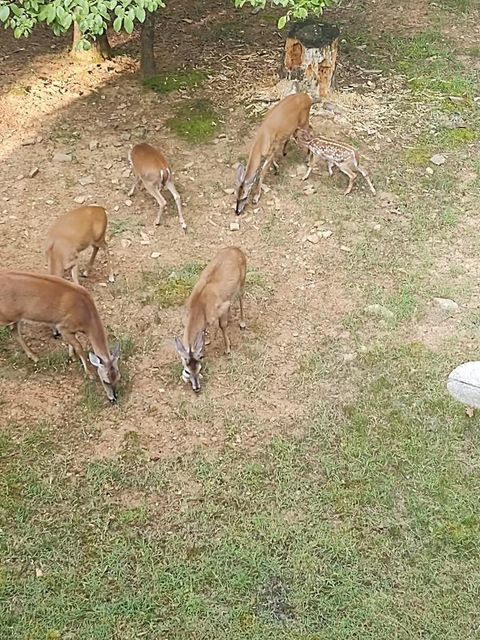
[46, 205, 114, 286]
[128, 142, 187, 231]
[235, 92, 316, 215]
[0, 271, 121, 402]
[293, 127, 376, 196]
[174, 247, 247, 393]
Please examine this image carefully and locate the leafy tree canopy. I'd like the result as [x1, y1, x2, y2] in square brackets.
[234, 0, 336, 28]
[0, 0, 164, 47]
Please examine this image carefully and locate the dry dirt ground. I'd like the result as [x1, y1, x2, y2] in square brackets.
[0, 0, 478, 461]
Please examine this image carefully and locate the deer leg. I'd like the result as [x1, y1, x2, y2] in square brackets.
[96, 241, 114, 282]
[83, 246, 99, 278]
[302, 152, 315, 181]
[144, 182, 167, 225]
[357, 163, 376, 195]
[253, 155, 274, 204]
[71, 263, 80, 286]
[165, 180, 187, 232]
[128, 177, 140, 198]
[282, 138, 289, 156]
[60, 330, 91, 377]
[327, 160, 334, 177]
[219, 314, 231, 355]
[238, 291, 246, 330]
[13, 322, 39, 363]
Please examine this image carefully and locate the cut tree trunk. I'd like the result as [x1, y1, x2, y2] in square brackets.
[71, 23, 112, 63]
[282, 20, 340, 98]
[140, 12, 157, 79]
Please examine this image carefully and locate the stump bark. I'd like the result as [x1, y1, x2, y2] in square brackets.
[282, 20, 340, 98]
[71, 23, 112, 63]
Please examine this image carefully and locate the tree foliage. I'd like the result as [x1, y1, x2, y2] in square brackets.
[0, 0, 164, 48]
[234, 0, 336, 28]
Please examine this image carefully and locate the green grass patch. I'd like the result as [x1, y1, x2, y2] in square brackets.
[432, 127, 478, 147]
[142, 261, 205, 307]
[143, 69, 207, 94]
[166, 99, 219, 143]
[438, 0, 477, 11]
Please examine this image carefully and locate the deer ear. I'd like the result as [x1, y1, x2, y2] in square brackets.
[89, 352, 103, 367]
[192, 332, 204, 360]
[174, 337, 189, 359]
[235, 163, 246, 186]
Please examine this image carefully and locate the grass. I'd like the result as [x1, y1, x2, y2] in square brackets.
[3, 343, 480, 639]
[141, 261, 205, 307]
[166, 99, 220, 143]
[143, 69, 207, 94]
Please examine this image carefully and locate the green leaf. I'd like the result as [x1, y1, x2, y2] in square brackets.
[124, 15, 134, 33]
[0, 5, 10, 22]
[135, 6, 146, 22]
[113, 15, 122, 31]
[277, 15, 287, 29]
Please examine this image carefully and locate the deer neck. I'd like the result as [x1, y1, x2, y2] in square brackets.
[87, 306, 111, 362]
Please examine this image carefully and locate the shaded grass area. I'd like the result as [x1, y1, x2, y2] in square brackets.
[166, 99, 220, 143]
[141, 261, 206, 307]
[144, 69, 207, 94]
[2, 343, 480, 639]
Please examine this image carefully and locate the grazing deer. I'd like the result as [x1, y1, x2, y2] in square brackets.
[174, 247, 247, 393]
[0, 271, 121, 402]
[128, 142, 187, 231]
[235, 92, 316, 214]
[293, 127, 376, 196]
[46, 205, 114, 285]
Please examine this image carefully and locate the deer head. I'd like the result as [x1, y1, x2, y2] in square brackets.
[89, 343, 121, 403]
[175, 332, 204, 393]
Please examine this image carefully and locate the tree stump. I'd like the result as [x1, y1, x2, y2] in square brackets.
[70, 23, 112, 63]
[282, 20, 340, 98]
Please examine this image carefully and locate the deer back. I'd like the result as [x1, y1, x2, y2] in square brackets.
[130, 143, 171, 186]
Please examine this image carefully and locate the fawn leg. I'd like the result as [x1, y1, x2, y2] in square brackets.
[71, 263, 80, 286]
[357, 164, 376, 195]
[302, 152, 315, 181]
[165, 179, 187, 231]
[238, 291, 246, 330]
[143, 182, 167, 225]
[13, 322, 39, 363]
[338, 161, 357, 195]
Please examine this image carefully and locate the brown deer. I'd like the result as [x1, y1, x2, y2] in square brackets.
[0, 271, 121, 402]
[174, 247, 247, 393]
[293, 127, 376, 196]
[235, 92, 316, 214]
[128, 142, 187, 231]
[46, 205, 114, 285]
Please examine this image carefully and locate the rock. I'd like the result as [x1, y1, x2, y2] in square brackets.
[121, 168, 131, 178]
[74, 196, 86, 204]
[53, 152, 72, 162]
[340, 245, 351, 252]
[230, 222, 240, 231]
[365, 304, 394, 320]
[89, 140, 99, 150]
[151, 252, 161, 258]
[343, 353, 356, 363]
[46, 199, 54, 205]
[182, 161, 194, 170]
[78, 175, 95, 186]
[104, 161, 113, 170]
[16, 174, 24, 181]
[449, 96, 465, 105]
[306, 233, 319, 244]
[28, 167, 39, 178]
[121, 239, 132, 249]
[140, 231, 151, 245]
[125, 199, 132, 207]
[433, 297, 459, 312]
[447, 361, 480, 408]
[22, 137, 36, 146]
[224, 188, 235, 195]
[425, 167, 434, 175]
[260, 184, 271, 193]
[430, 154, 446, 166]
[303, 185, 316, 195]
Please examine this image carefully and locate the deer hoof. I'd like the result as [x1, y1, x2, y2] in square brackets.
[239, 321, 246, 330]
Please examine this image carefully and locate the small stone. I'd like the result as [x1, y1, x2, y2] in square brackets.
[74, 196, 86, 204]
[28, 167, 39, 178]
[151, 252, 161, 258]
[121, 168, 131, 178]
[303, 185, 316, 195]
[121, 239, 132, 249]
[340, 245, 351, 252]
[89, 140, 99, 150]
[46, 199, 54, 205]
[16, 174, 24, 181]
[343, 353, 356, 363]
[35, 567, 43, 578]
[140, 231, 151, 245]
[125, 199, 132, 206]
[78, 175, 95, 186]
[430, 154, 446, 166]
[260, 184, 271, 193]
[230, 222, 240, 231]
[433, 297, 459, 312]
[53, 152, 72, 162]
[224, 188, 235, 195]
[365, 304, 394, 320]
[121, 132, 131, 141]
[182, 161, 194, 170]
[104, 162, 113, 170]
[373, 223, 381, 231]
[22, 137, 36, 146]
[307, 233, 319, 244]
[320, 230, 333, 239]
[425, 167, 434, 175]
